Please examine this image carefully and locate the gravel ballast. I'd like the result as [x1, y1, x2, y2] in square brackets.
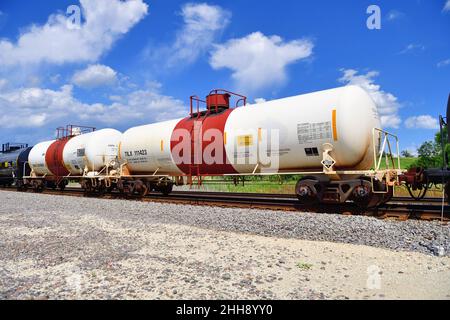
[0, 190, 449, 299]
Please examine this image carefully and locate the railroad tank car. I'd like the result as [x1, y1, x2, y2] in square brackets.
[62, 128, 122, 176]
[118, 85, 392, 205]
[119, 119, 183, 175]
[25, 127, 121, 191]
[28, 140, 55, 176]
[27, 139, 61, 191]
[0, 143, 32, 187]
[120, 86, 380, 176]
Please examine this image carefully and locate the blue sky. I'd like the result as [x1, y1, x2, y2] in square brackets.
[0, 0, 449, 154]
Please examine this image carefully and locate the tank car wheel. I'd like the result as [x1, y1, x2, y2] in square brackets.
[96, 180, 109, 196]
[159, 183, 173, 196]
[81, 180, 94, 194]
[30, 180, 45, 193]
[132, 180, 148, 197]
[97, 185, 107, 196]
[16, 180, 27, 192]
[406, 182, 428, 201]
[295, 178, 322, 205]
[351, 179, 388, 209]
[116, 180, 126, 196]
[352, 193, 382, 209]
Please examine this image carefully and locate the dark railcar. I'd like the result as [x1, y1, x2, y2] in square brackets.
[0, 143, 32, 187]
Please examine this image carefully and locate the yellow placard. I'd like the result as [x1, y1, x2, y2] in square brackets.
[237, 135, 253, 147]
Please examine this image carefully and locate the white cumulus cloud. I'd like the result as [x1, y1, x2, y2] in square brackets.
[0, 83, 186, 129]
[0, 79, 7, 91]
[72, 64, 117, 89]
[405, 115, 440, 129]
[339, 69, 401, 129]
[0, 85, 76, 128]
[437, 59, 450, 68]
[0, 0, 148, 67]
[151, 3, 231, 68]
[210, 32, 314, 94]
[444, 0, 450, 12]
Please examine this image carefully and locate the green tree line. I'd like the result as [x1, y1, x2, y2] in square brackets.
[411, 124, 450, 169]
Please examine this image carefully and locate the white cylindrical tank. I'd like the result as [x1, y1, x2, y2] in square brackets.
[120, 119, 184, 175]
[119, 85, 381, 177]
[28, 140, 55, 176]
[62, 129, 122, 175]
[224, 85, 381, 173]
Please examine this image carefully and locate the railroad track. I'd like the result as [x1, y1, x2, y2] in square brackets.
[1, 186, 448, 222]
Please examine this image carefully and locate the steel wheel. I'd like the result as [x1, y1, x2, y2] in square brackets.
[406, 182, 428, 201]
[295, 178, 321, 205]
[351, 178, 391, 209]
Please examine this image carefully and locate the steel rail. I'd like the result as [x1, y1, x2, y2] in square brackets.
[0, 187, 448, 222]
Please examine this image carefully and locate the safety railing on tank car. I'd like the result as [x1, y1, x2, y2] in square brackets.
[56, 125, 96, 140]
[372, 128, 401, 173]
[209, 89, 247, 108]
[370, 128, 402, 195]
[190, 96, 207, 119]
[190, 89, 247, 119]
[1, 143, 28, 153]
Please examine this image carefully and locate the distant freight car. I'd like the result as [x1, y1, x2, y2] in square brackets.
[25, 126, 122, 192]
[0, 143, 32, 188]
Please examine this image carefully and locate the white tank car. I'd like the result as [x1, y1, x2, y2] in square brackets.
[119, 85, 380, 177]
[28, 140, 55, 176]
[225, 85, 381, 173]
[62, 129, 122, 175]
[119, 119, 183, 175]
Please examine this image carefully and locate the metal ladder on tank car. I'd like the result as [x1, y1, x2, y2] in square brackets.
[188, 96, 210, 187]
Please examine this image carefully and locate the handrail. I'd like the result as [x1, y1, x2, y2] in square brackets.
[190, 89, 247, 118]
[190, 95, 207, 118]
[209, 89, 247, 107]
[372, 128, 401, 172]
[56, 125, 96, 140]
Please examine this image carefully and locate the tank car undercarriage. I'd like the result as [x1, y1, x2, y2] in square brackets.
[294, 176, 393, 208]
[21, 177, 68, 192]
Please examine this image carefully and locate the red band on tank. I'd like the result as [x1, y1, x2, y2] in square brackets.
[170, 109, 237, 175]
[46, 138, 70, 177]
